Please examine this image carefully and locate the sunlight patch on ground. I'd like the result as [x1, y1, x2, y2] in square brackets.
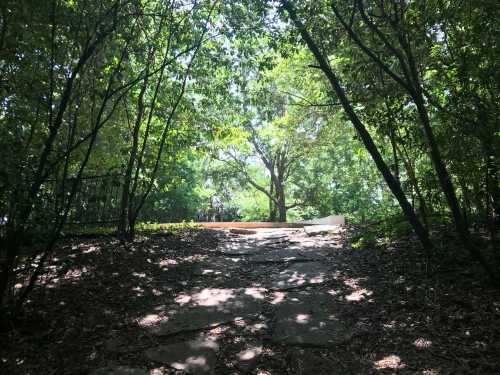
[343, 277, 364, 289]
[244, 287, 266, 300]
[413, 337, 432, 349]
[152, 288, 163, 296]
[237, 346, 263, 361]
[172, 356, 209, 372]
[133, 286, 144, 294]
[246, 322, 268, 333]
[53, 266, 92, 284]
[270, 291, 286, 305]
[283, 271, 316, 286]
[295, 313, 311, 324]
[345, 288, 373, 302]
[383, 320, 396, 329]
[137, 314, 168, 327]
[158, 258, 178, 267]
[175, 288, 236, 307]
[340, 276, 373, 302]
[422, 369, 440, 375]
[373, 354, 406, 370]
[82, 245, 100, 254]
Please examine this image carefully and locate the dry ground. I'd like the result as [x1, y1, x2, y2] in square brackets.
[1, 226, 499, 374]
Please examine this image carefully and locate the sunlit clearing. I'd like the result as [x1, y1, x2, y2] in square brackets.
[175, 288, 235, 306]
[373, 354, 406, 370]
[413, 338, 432, 349]
[295, 314, 311, 324]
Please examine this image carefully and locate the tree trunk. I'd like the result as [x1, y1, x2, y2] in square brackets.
[484, 147, 499, 248]
[0, 228, 20, 317]
[269, 179, 277, 221]
[397, 143, 429, 228]
[282, 0, 433, 252]
[276, 183, 287, 222]
[118, 74, 148, 241]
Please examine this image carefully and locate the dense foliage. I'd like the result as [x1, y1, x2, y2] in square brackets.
[0, 0, 498, 313]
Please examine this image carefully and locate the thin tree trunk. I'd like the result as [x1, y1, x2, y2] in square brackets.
[396, 142, 429, 228]
[132, 2, 217, 223]
[333, 0, 497, 279]
[281, 0, 433, 252]
[118, 73, 148, 240]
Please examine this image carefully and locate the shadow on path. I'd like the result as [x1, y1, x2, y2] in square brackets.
[2, 227, 499, 374]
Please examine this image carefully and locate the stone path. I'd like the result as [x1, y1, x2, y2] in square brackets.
[96, 227, 350, 374]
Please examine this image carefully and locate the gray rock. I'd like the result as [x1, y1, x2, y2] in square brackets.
[218, 240, 262, 256]
[192, 257, 243, 277]
[303, 225, 338, 236]
[145, 335, 219, 374]
[266, 262, 330, 290]
[271, 291, 352, 347]
[229, 228, 257, 235]
[247, 248, 308, 263]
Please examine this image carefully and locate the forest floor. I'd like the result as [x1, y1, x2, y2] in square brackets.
[2, 226, 500, 374]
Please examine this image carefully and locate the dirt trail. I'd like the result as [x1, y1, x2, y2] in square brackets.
[132, 227, 351, 374]
[3, 227, 499, 374]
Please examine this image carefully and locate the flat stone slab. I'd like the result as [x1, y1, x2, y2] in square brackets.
[230, 228, 257, 235]
[266, 261, 330, 290]
[192, 257, 244, 277]
[271, 291, 352, 347]
[303, 225, 339, 236]
[145, 335, 219, 374]
[91, 366, 147, 375]
[218, 240, 263, 256]
[144, 288, 265, 336]
[247, 248, 312, 263]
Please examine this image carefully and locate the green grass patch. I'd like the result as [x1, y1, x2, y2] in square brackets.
[135, 221, 200, 234]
